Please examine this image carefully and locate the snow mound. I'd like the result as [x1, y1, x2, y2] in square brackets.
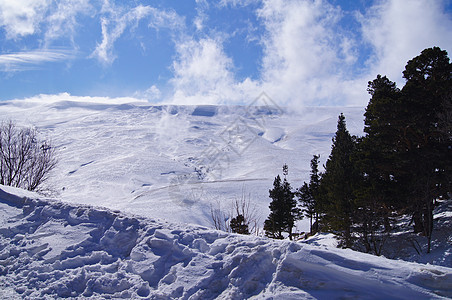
[1, 186, 451, 299]
[261, 127, 286, 143]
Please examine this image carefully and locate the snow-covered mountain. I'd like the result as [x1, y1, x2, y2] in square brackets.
[0, 96, 364, 231]
[1, 185, 451, 299]
[1, 96, 452, 298]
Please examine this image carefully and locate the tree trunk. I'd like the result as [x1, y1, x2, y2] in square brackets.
[413, 210, 424, 233]
[384, 215, 391, 233]
[424, 200, 434, 253]
[363, 221, 371, 253]
[309, 216, 313, 235]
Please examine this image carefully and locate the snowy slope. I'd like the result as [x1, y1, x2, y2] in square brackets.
[0, 96, 364, 232]
[1, 185, 451, 299]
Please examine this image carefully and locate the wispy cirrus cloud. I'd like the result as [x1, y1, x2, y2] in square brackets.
[0, 49, 75, 72]
[91, 2, 184, 65]
[0, 0, 451, 106]
[94, 0, 452, 107]
[43, 0, 93, 46]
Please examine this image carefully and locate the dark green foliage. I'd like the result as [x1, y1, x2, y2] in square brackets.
[398, 47, 451, 252]
[357, 47, 451, 253]
[318, 114, 359, 248]
[297, 155, 321, 234]
[350, 75, 405, 254]
[264, 175, 285, 239]
[230, 214, 249, 235]
[264, 165, 300, 240]
[352, 136, 393, 255]
[437, 90, 452, 193]
[266, 47, 451, 255]
[362, 75, 405, 207]
[297, 182, 312, 226]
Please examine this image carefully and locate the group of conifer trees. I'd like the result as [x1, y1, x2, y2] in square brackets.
[264, 47, 451, 254]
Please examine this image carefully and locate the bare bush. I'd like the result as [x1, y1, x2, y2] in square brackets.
[210, 200, 230, 232]
[210, 187, 261, 235]
[0, 120, 57, 193]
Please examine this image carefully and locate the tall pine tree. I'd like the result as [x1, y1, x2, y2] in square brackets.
[361, 47, 451, 253]
[319, 114, 358, 248]
[399, 47, 452, 252]
[354, 75, 405, 254]
[297, 154, 321, 235]
[264, 164, 300, 240]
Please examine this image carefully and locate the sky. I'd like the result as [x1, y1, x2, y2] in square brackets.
[0, 0, 451, 107]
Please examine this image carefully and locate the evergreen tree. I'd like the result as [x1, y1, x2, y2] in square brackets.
[230, 214, 249, 234]
[309, 154, 321, 232]
[361, 47, 451, 253]
[264, 175, 285, 239]
[264, 164, 300, 240]
[297, 155, 321, 234]
[297, 182, 312, 230]
[363, 74, 406, 212]
[354, 137, 392, 255]
[399, 47, 452, 252]
[354, 75, 405, 254]
[318, 114, 358, 248]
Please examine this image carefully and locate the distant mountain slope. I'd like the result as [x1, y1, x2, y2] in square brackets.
[1, 185, 451, 299]
[0, 97, 364, 230]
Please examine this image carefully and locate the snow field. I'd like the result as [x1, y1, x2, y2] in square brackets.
[0, 98, 365, 233]
[1, 186, 451, 299]
[1, 97, 451, 298]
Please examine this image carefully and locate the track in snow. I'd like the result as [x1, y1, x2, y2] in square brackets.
[1, 186, 451, 299]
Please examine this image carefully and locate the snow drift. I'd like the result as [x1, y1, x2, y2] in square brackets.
[1, 186, 451, 299]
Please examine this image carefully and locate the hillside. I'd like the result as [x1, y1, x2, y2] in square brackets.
[0, 96, 364, 231]
[1, 185, 451, 299]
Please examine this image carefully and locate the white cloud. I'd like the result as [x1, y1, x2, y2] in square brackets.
[169, 37, 259, 104]
[251, 0, 452, 108]
[7, 92, 148, 105]
[219, 0, 260, 7]
[147, 7, 184, 31]
[0, 49, 75, 72]
[360, 0, 452, 87]
[193, 9, 207, 32]
[136, 85, 162, 101]
[44, 0, 92, 46]
[91, 3, 184, 65]
[257, 0, 365, 107]
[2, 0, 451, 108]
[170, 38, 234, 104]
[91, 5, 152, 65]
[167, 0, 369, 107]
[0, 0, 92, 44]
[0, 0, 50, 38]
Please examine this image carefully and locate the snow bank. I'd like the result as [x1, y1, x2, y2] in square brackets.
[1, 186, 451, 299]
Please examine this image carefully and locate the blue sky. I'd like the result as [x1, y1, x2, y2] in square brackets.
[0, 0, 451, 107]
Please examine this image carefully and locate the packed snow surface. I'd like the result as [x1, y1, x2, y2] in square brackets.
[0, 97, 364, 232]
[1, 186, 452, 299]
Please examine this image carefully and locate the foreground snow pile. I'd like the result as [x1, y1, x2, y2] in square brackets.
[1, 186, 451, 299]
